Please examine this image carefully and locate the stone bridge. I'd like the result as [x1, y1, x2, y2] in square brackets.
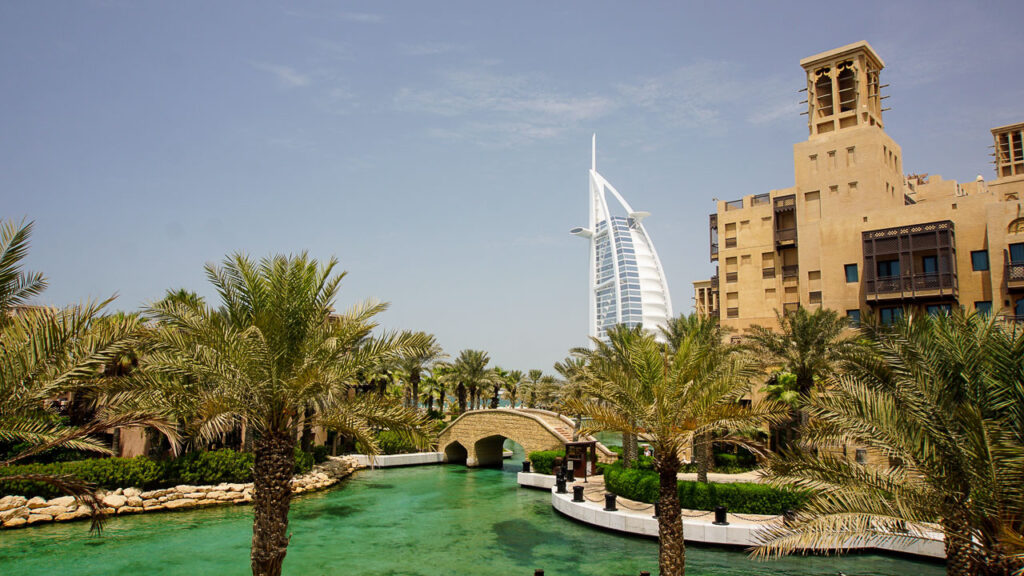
[436, 408, 617, 467]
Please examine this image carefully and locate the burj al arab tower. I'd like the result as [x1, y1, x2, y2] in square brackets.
[571, 136, 673, 343]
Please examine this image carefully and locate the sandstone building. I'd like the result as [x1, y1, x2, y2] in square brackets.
[694, 41, 1024, 330]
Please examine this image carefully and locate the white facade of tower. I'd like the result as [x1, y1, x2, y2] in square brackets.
[571, 136, 673, 343]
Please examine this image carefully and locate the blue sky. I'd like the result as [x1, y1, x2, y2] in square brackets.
[2, 1, 1022, 372]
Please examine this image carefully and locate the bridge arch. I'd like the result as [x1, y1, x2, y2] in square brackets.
[436, 408, 615, 467]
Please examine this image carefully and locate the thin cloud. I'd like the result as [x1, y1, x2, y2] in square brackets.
[339, 12, 383, 23]
[401, 42, 462, 57]
[252, 62, 310, 88]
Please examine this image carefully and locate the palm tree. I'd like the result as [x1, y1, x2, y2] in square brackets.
[143, 253, 427, 576]
[0, 219, 46, 324]
[660, 313, 734, 482]
[565, 326, 785, 576]
[746, 307, 860, 449]
[520, 369, 547, 409]
[397, 332, 446, 410]
[448, 350, 499, 413]
[755, 311, 1024, 576]
[503, 369, 524, 409]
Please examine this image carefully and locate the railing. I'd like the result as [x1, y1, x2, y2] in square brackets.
[774, 195, 796, 210]
[710, 275, 719, 289]
[726, 307, 739, 318]
[1007, 259, 1024, 288]
[762, 267, 775, 279]
[724, 199, 744, 211]
[866, 273, 956, 295]
[782, 265, 799, 279]
[725, 272, 738, 283]
[775, 227, 797, 243]
[710, 242, 719, 259]
[724, 237, 737, 248]
[752, 193, 770, 206]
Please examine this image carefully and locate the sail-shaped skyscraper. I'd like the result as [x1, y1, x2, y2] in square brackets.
[571, 136, 673, 343]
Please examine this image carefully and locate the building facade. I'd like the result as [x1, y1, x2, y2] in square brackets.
[695, 41, 1024, 332]
[573, 136, 673, 342]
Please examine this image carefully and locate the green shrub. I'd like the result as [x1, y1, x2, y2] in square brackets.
[311, 445, 330, 464]
[603, 462, 807, 515]
[164, 449, 254, 485]
[527, 450, 565, 474]
[293, 447, 314, 474]
[374, 430, 419, 455]
[0, 457, 165, 499]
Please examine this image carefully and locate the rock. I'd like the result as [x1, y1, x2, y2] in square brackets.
[163, 498, 196, 510]
[126, 496, 143, 507]
[26, 496, 48, 509]
[101, 507, 116, 515]
[102, 494, 128, 508]
[123, 488, 141, 498]
[3, 517, 27, 528]
[197, 499, 220, 507]
[226, 484, 245, 492]
[184, 492, 206, 499]
[54, 512, 78, 522]
[117, 506, 143, 514]
[164, 493, 182, 502]
[0, 506, 30, 523]
[113, 488, 124, 496]
[221, 492, 244, 500]
[175, 485, 196, 494]
[48, 496, 76, 507]
[32, 505, 67, 517]
[26, 513, 52, 525]
[0, 496, 27, 511]
[143, 503, 164, 512]
[206, 491, 227, 500]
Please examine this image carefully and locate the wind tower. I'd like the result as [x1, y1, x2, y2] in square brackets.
[571, 135, 673, 344]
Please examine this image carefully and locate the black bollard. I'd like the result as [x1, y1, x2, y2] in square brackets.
[640, 572, 651, 576]
[522, 460, 531, 473]
[783, 508, 796, 527]
[653, 502, 660, 519]
[713, 505, 729, 525]
[556, 477, 567, 494]
[604, 493, 617, 511]
[534, 570, 544, 576]
[573, 485, 585, 502]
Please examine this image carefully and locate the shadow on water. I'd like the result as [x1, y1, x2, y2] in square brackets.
[492, 518, 557, 565]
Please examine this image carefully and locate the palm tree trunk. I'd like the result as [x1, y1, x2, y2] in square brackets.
[695, 432, 711, 483]
[657, 458, 685, 576]
[251, 431, 296, 576]
[489, 385, 500, 408]
[941, 512, 974, 576]
[457, 384, 466, 414]
[438, 390, 446, 416]
[425, 395, 434, 414]
[410, 369, 420, 411]
[623, 432, 638, 468]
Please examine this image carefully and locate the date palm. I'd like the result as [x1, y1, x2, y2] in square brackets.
[746, 307, 860, 449]
[565, 324, 785, 576]
[755, 311, 1024, 576]
[0, 219, 47, 324]
[142, 253, 427, 576]
[448, 349, 499, 413]
[502, 369, 523, 409]
[397, 332, 445, 410]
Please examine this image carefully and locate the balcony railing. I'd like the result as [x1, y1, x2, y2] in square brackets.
[782, 265, 799, 279]
[762, 267, 775, 279]
[866, 273, 956, 297]
[710, 275, 719, 289]
[752, 193, 770, 206]
[1007, 259, 1024, 289]
[776, 227, 797, 244]
[724, 199, 744, 211]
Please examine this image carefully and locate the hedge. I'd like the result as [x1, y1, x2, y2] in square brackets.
[603, 462, 807, 515]
[527, 450, 564, 474]
[0, 448, 317, 500]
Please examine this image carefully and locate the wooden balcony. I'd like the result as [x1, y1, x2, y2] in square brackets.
[1006, 256, 1024, 291]
[782, 265, 799, 279]
[865, 273, 956, 301]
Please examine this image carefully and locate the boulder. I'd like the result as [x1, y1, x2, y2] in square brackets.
[163, 498, 196, 510]
[126, 496, 143, 507]
[117, 506, 143, 515]
[184, 492, 206, 499]
[206, 491, 227, 500]
[226, 484, 245, 492]
[0, 496, 27, 511]
[102, 494, 128, 509]
[0, 506, 30, 523]
[32, 505, 67, 517]
[3, 517, 27, 528]
[26, 513, 52, 525]
[48, 496, 76, 507]
[174, 485, 196, 494]
[54, 512, 78, 522]
[26, 496, 48, 509]
[113, 488, 124, 496]
[123, 488, 141, 498]
[196, 499, 220, 507]
[143, 504, 165, 512]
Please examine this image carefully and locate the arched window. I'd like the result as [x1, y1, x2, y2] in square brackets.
[1008, 218, 1024, 235]
[815, 67, 833, 117]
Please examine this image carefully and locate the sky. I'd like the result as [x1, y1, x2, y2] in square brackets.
[2, 1, 1022, 372]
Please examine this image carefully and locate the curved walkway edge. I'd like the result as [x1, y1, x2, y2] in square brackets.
[543, 478, 946, 560]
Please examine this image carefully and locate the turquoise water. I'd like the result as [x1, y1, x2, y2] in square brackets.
[0, 450, 943, 576]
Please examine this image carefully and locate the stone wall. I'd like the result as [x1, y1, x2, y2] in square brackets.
[437, 410, 565, 467]
[0, 455, 362, 530]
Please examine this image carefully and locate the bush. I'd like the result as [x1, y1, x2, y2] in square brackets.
[527, 450, 565, 474]
[311, 445, 330, 464]
[374, 430, 420, 455]
[603, 462, 807, 515]
[0, 448, 321, 500]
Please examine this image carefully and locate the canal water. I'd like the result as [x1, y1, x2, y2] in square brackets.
[0, 447, 944, 576]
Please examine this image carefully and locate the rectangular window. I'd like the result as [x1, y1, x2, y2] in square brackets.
[855, 449, 867, 464]
[971, 250, 989, 271]
[877, 259, 900, 278]
[926, 304, 952, 316]
[847, 309, 861, 326]
[1011, 243, 1024, 263]
[845, 264, 858, 282]
[975, 301, 992, 315]
[880, 307, 903, 325]
[921, 255, 939, 275]
[809, 291, 822, 304]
